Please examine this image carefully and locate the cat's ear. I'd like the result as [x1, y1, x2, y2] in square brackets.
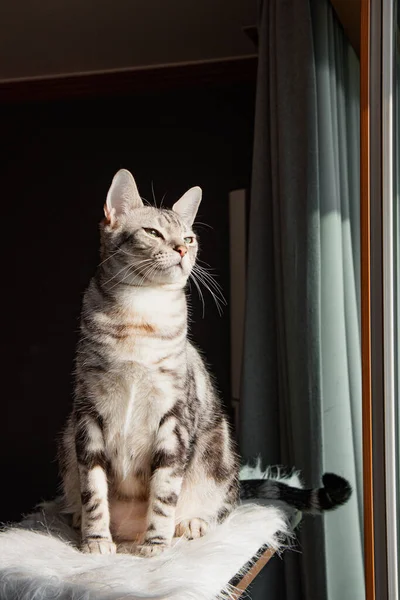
[104, 169, 143, 226]
[172, 186, 202, 226]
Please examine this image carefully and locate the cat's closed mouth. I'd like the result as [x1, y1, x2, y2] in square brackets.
[161, 262, 183, 271]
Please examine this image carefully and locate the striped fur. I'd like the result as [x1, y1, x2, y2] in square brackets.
[58, 170, 238, 557]
[58, 169, 352, 558]
[240, 473, 352, 513]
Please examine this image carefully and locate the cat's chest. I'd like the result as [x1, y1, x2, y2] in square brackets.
[115, 286, 186, 334]
[96, 297, 186, 363]
[103, 383, 154, 460]
[102, 377, 177, 480]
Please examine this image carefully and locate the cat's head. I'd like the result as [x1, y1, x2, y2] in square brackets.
[100, 169, 202, 289]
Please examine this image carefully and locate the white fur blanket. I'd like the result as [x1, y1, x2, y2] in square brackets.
[0, 466, 301, 600]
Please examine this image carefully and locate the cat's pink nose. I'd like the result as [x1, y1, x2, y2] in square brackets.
[174, 245, 188, 258]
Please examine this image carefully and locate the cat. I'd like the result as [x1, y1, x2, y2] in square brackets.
[58, 169, 352, 558]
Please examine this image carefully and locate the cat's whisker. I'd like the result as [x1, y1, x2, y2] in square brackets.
[197, 258, 217, 271]
[102, 258, 153, 287]
[116, 247, 133, 257]
[191, 266, 227, 313]
[108, 259, 157, 290]
[193, 266, 226, 299]
[194, 221, 213, 230]
[195, 277, 226, 307]
[191, 273, 225, 316]
[102, 262, 134, 287]
[108, 266, 136, 290]
[151, 181, 157, 208]
[140, 195, 153, 207]
[198, 280, 226, 311]
[194, 263, 223, 284]
[135, 266, 155, 286]
[144, 263, 161, 282]
[98, 248, 122, 267]
[133, 262, 160, 287]
[189, 272, 206, 318]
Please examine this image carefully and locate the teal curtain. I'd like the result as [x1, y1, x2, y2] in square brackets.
[239, 1, 364, 598]
[312, 2, 364, 598]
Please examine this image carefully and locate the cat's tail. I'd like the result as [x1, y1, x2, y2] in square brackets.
[239, 473, 352, 513]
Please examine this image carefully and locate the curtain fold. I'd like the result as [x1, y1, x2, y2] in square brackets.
[311, 3, 364, 597]
[239, 1, 364, 598]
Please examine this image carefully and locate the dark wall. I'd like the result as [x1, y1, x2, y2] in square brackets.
[0, 82, 255, 522]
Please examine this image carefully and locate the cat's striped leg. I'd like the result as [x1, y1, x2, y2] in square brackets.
[137, 416, 188, 557]
[174, 418, 239, 540]
[74, 411, 116, 555]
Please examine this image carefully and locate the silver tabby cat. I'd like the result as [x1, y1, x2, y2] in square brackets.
[58, 169, 239, 557]
[58, 169, 353, 558]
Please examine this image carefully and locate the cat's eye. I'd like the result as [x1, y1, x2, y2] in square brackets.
[143, 228, 163, 239]
[184, 236, 194, 244]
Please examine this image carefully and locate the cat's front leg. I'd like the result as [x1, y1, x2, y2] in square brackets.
[75, 411, 116, 555]
[136, 418, 188, 557]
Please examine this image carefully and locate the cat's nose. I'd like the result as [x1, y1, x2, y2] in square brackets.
[174, 245, 188, 258]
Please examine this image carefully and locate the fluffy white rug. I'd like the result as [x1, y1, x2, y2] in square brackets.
[0, 465, 300, 600]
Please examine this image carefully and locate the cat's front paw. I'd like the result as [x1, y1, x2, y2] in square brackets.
[81, 538, 117, 555]
[175, 518, 209, 540]
[135, 542, 169, 558]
